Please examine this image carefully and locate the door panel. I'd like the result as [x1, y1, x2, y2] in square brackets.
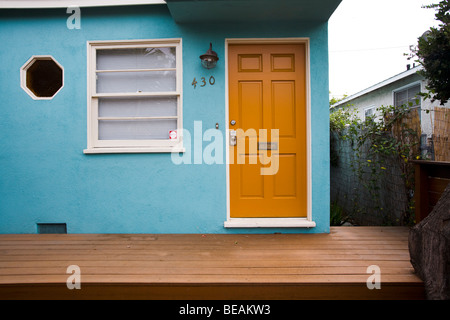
[272, 81, 296, 138]
[239, 81, 263, 131]
[273, 154, 297, 198]
[229, 43, 307, 218]
[240, 155, 264, 198]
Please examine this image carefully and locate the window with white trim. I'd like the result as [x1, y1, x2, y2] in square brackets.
[394, 84, 421, 109]
[21, 56, 64, 100]
[85, 39, 183, 154]
[364, 105, 376, 121]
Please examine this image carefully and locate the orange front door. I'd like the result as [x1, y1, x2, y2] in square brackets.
[228, 43, 308, 218]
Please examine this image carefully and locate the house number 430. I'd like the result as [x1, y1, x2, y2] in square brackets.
[192, 76, 215, 89]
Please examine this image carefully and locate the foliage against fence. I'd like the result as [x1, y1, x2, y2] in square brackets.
[330, 104, 422, 226]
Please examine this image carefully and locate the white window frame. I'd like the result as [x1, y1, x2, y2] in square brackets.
[20, 55, 64, 100]
[84, 39, 184, 154]
[393, 82, 422, 110]
[363, 105, 376, 121]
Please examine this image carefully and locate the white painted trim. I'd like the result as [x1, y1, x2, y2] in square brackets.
[87, 39, 178, 48]
[92, 92, 180, 98]
[83, 147, 185, 154]
[363, 105, 376, 111]
[0, 0, 166, 8]
[224, 38, 314, 228]
[225, 40, 231, 228]
[86, 42, 94, 150]
[305, 39, 313, 228]
[85, 38, 183, 154]
[392, 80, 423, 95]
[20, 55, 64, 100]
[224, 218, 316, 229]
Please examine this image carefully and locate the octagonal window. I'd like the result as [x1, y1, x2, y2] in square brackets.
[21, 56, 64, 100]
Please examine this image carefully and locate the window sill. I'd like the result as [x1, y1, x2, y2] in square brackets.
[224, 218, 316, 228]
[83, 147, 185, 154]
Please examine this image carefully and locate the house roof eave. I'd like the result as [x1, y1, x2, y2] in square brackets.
[164, 0, 342, 23]
[331, 65, 424, 110]
[1, 0, 342, 24]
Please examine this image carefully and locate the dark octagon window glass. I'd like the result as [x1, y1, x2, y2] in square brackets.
[26, 59, 63, 98]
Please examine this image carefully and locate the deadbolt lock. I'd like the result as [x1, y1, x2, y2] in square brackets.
[229, 130, 237, 146]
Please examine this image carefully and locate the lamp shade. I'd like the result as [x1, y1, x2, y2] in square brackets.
[200, 43, 219, 69]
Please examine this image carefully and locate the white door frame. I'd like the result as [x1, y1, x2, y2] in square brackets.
[224, 38, 315, 228]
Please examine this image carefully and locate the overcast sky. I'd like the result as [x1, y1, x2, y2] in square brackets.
[328, 0, 441, 99]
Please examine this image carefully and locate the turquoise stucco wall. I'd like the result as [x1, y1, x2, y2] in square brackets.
[0, 5, 330, 233]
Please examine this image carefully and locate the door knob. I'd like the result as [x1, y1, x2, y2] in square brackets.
[230, 120, 236, 126]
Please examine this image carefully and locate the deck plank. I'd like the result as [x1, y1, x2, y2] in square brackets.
[0, 227, 424, 300]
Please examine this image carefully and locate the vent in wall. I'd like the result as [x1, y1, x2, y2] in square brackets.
[37, 223, 67, 234]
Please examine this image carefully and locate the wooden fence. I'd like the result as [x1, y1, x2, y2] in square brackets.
[412, 160, 450, 222]
[433, 107, 450, 162]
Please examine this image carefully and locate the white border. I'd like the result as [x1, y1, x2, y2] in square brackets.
[0, 0, 165, 8]
[224, 38, 314, 229]
[84, 38, 184, 154]
[20, 55, 64, 100]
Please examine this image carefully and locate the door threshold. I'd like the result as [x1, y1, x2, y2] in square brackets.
[224, 218, 316, 228]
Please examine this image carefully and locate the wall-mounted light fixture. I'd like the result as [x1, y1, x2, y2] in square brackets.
[200, 43, 219, 69]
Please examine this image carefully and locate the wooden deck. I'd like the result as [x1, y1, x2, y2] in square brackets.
[0, 227, 424, 300]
